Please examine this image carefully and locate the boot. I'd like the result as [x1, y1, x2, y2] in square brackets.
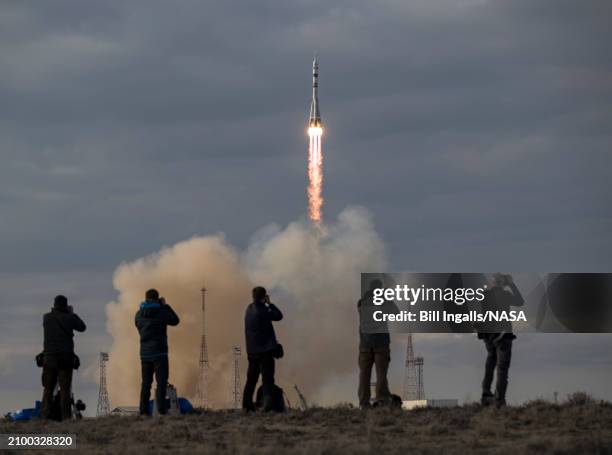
[481, 392, 495, 406]
[495, 388, 507, 408]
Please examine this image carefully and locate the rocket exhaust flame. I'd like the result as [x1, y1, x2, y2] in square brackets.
[308, 126, 323, 224]
[307, 56, 323, 225]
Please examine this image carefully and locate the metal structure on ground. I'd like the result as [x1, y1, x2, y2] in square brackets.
[96, 352, 110, 417]
[232, 346, 242, 409]
[403, 334, 425, 401]
[196, 287, 210, 408]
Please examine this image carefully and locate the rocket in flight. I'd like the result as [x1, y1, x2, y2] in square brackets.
[309, 56, 322, 127]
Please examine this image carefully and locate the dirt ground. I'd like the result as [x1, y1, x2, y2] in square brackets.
[2, 396, 612, 454]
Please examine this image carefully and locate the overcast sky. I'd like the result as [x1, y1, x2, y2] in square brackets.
[1, 0, 611, 414]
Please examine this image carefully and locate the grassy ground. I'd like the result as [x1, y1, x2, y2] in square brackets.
[2, 396, 612, 454]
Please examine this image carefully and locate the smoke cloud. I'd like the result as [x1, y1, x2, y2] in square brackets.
[105, 207, 386, 407]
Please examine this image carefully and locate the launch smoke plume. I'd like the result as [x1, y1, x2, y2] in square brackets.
[105, 207, 386, 407]
[307, 126, 324, 224]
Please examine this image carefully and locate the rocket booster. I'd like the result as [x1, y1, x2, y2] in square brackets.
[309, 56, 322, 127]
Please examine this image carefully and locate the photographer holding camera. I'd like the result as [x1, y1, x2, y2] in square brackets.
[41, 295, 86, 420]
[135, 289, 180, 416]
[242, 286, 283, 412]
[479, 273, 524, 408]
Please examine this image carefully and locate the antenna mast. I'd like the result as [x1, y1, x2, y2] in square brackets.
[96, 352, 110, 416]
[196, 287, 210, 408]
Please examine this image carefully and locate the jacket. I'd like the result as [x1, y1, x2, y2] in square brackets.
[358, 291, 399, 349]
[244, 301, 283, 356]
[43, 308, 87, 354]
[135, 301, 180, 360]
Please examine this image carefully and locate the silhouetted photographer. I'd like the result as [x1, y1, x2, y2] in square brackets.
[40, 295, 86, 420]
[135, 289, 180, 416]
[478, 273, 524, 408]
[242, 286, 284, 412]
[358, 279, 399, 409]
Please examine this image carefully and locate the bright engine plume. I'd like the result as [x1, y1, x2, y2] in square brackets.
[308, 125, 323, 224]
[307, 56, 324, 225]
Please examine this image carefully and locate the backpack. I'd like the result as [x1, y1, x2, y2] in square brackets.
[255, 385, 286, 413]
[372, 393, 403, 409]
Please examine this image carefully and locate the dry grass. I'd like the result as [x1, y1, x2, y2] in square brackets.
[2, 397, 612, 454]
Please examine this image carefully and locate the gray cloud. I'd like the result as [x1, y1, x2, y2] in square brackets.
[1, 0, 611, 413]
